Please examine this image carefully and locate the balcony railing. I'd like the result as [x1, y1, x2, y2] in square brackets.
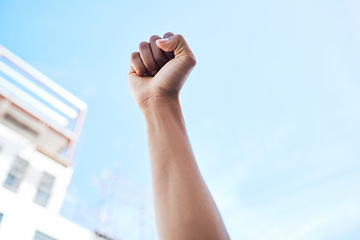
[0, 45, 87, 166]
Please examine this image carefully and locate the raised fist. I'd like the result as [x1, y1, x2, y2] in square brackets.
[128, 32, 196, 110]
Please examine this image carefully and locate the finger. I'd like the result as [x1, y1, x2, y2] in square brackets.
[162, 32, 175, 60]
[157, 34, 193, 57]
[128, 65, 136, 75]
[139, 41, 159, 77]
[149, 35, 168, 68]
[130, 52, 149, 77]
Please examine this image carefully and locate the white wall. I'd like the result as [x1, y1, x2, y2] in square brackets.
[0, 189, 92, 240]
[0, 124, 93, 239]
[0, 124, 73, 213]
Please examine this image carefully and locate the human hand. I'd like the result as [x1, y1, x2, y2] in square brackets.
[128, 32, 196, 111]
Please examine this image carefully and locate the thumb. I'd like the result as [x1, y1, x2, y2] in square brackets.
[156, 34, 193, 58]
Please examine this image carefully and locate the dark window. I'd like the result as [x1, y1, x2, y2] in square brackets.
[34, 172, 55, 207]
[3, 156, 28, 192]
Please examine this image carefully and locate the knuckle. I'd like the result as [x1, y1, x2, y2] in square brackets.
[130, 52, 139, 60]
[149, 35, 160, 42]
[139, 41, 149, 49]
[176, 34, 184, 41]
[163, 32, 174, 38]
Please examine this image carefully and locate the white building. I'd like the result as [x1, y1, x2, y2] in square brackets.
[0, 45, 104, 240]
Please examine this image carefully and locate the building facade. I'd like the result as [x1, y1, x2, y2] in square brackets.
[0, 45, 100, 240]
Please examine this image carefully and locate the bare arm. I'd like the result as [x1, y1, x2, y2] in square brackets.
[128, 33, 230, 240]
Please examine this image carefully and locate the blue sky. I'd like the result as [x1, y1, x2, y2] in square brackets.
[1, 0, 360, 239]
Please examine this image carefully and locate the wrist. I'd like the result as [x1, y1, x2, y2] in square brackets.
[141, 94, 179, 113]
[141, 94, 183, 125]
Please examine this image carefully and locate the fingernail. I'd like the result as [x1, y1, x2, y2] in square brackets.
[151, 70, 158, 76]
[142, 73, 149, 77]
[157, 38, 169, 43]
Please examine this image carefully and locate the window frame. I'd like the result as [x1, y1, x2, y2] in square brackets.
[34, 171, 55, 207]
[3, 156, 29, 192]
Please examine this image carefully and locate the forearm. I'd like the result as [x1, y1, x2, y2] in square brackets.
[143, 96, 229, 240]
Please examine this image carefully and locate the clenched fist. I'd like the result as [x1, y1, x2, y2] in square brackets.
[128, 32, 196, 111]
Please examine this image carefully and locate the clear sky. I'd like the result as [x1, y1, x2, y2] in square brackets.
[1, 0, 360, 239]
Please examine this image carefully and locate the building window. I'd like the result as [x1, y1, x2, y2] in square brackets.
[3, 156, 29, 192]
[34, 172, 55, 207]
[33, 230, 57, 240]
[0, 212, 3, 224]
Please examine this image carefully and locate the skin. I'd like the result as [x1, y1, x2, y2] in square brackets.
[128, 32, 230, 240]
